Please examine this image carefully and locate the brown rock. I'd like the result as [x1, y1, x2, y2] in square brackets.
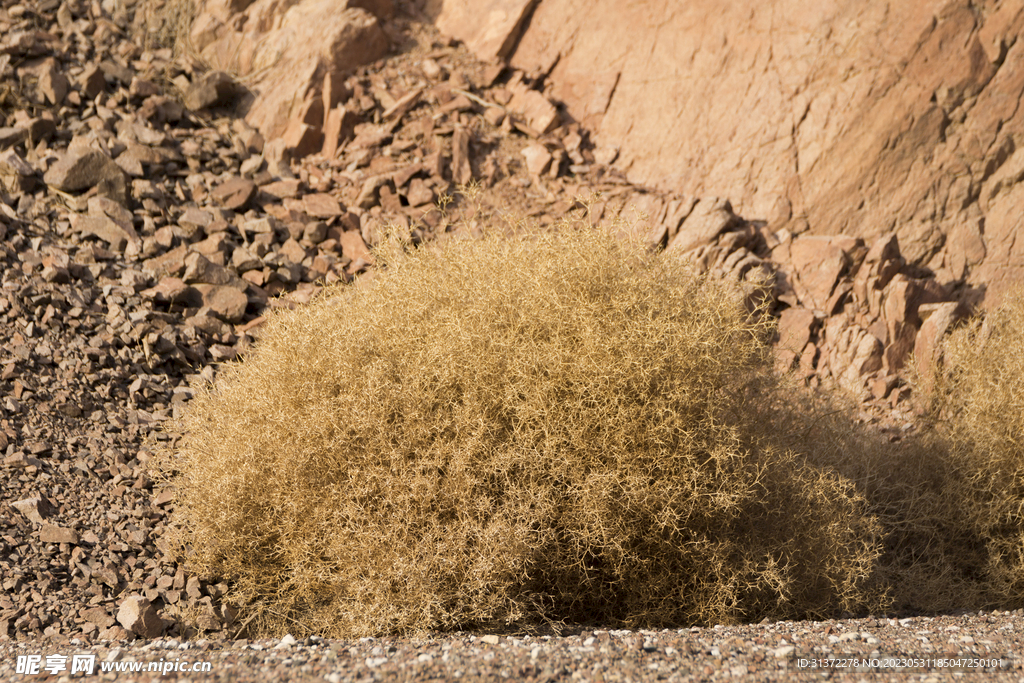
[179, 207, 214, 232]
[282, 115, 323, 158]
[789, 236, 849, 311]
[79, 64, 106, 99]
[117, 596, 164, 639]
[212, 176, 258, 211]
[231, 245, 262, 272]
[303, 193, 343, 218]
[43, 148, 128, 204]
[0, 149, 36, 194]
[39, 524, 78, 544]
[840, 331, 884, 391]
[183, 252, 247, 289]
[93, 566, 120, 588]
[261, 179, 302, 200]
[776, 307, 816, 356]
[10, 496, 56, 524]
[435, 0, 536, 61]
[81, 607, 116, 630]
[142, 245, 189, 279]
[36, 58, 68, 105]
[406, 177, 435, 207]
[141, 277, 193, 304]
[451, 125, 473, 185]
[184, 70, 244, 111]
[0, 127, 28, 151]
[521, 143, 552, 177]
[914, 301, 966, 395]
[506, 85, 559, 135]
[666, 197, 742, 256]
[192, 285, 249, 322]
[279, 238, 309, 265]
[339, 230, 374, 265]
[70, 214, 136, 251]
[192, 1, 388, 155]
[321, 105, 358, 159]
[441, 0, 1024, 301]
[853, 233, 904, 306]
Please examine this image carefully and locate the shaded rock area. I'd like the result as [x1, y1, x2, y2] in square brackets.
[427, 0, 1024, 308]
[0, 0, 1006, 647]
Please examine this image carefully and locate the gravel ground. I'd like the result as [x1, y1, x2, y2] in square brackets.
[3, 612, 1024, 682]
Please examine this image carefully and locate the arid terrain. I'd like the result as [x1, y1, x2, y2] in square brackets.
[2, 0, 1024, 680]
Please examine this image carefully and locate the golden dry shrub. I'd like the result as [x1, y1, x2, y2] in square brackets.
[166, 225, 886, 638]
[740, 372, 988, 615]
[925, 287, 1024, 608]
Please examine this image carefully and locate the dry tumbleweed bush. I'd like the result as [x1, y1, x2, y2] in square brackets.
[924, 287, 1024, 609]
[167, 225, 888, 638]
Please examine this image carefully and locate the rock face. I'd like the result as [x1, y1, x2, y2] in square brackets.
[428, 0, 1024, 306]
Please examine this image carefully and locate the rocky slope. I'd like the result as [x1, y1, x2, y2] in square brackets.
[0, 0, 1017, 675]
[430, 0, 1024, 308]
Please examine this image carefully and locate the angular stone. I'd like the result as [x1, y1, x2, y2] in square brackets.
[666, 197, 743, 256]
[211, 176, 257, 211]
[914, 301, 966, 395]
[117, 596, 164, 639]
[184, 70, 244, 111]
[179, 207, 213, 232]
[70, 214, 136, 251]
[43, 148, 128, 204]
[87, 195, 139, 245]
[339, 230, 374, 265]
[507, 85, 559, 134]
[183, 252, 247, 289]
[193, 2, 388, 151]
[142, 245, 189, 279]
[282, 119, 322, 158]
[192, 285, 249, 322]
[279, 238, 308, 265]
[405, 177, 435, 207]
[434, 0, 537, 61]
[521, 143, 552, 177]
[141, 277, 195, 305]
[840, 332, 884, 391]
[0, 149, 36, 194]
[79, 64, 107, 99]
[303, 193, 343, 218]
[0, 127, 28, 150]
[451, 125, 473, 185]
[789, 236, 849, 311]
[776, 306, 816, 355]
[39, 524, 78, 545]
[10, 496, 56, 524]
[129, 77, 161, 100]
[37, 58, 68, 105]
[853, 233, 904, 306]
[261, 179, 302, 200]
[231, 245, 262, 272]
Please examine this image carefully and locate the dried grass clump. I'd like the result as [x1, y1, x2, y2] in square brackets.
[924, 287, 1024, 608]
[742, 375, 988, 615]
[167, 225, 886, 638]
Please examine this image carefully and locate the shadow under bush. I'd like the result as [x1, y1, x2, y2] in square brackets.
[164, 225, 889, 638]
[920, 286, 1024, 609]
